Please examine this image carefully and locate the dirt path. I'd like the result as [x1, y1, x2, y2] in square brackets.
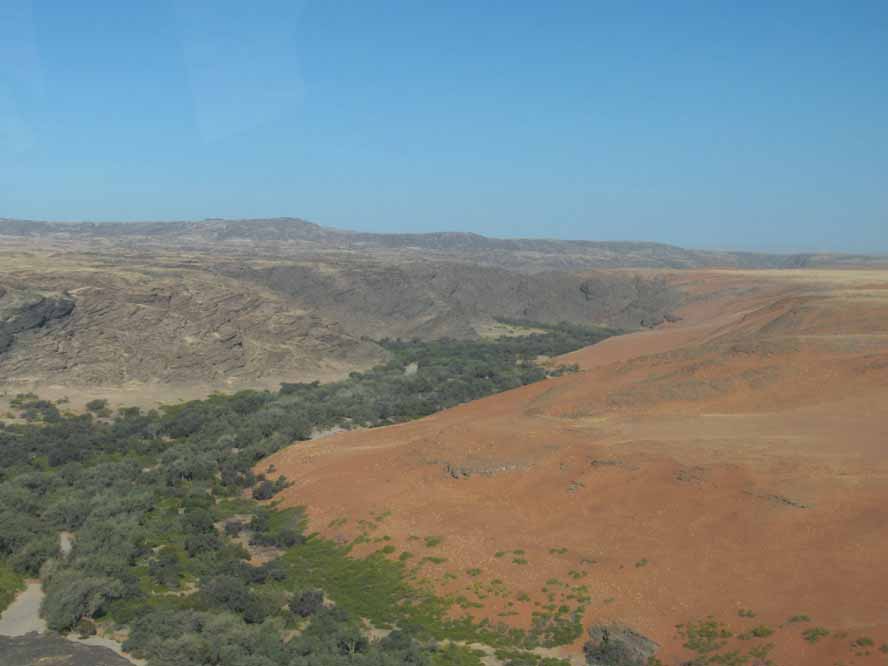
[60, 531, 74, 557]
[0, 583, 46, 636]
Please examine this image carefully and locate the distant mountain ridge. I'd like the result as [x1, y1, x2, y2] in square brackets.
[2, 217, 881, 271]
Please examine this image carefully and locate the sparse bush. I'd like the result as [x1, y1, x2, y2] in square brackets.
[148, 546, 181, 588]
[200, 575, 251, 614]
[802, 627, 830, 643]
[679, 617, 733, 654]
[223, 520, 244, 537]
[11, 535, 59, 577]
[739, 625, 773, 639]
[185, 532, 223, 557]
[85, 399, 111, 417]
[252, 479, 274, 500]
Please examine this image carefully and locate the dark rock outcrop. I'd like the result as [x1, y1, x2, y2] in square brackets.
[0, 633, 136, 666]
[0, 287, 74, 353]
[584, 623, 659, 666]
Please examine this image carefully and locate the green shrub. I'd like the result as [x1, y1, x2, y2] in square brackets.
[76, 617, 97, 638]
[85, 399, 111, 417]
[10, 534, 59, 577]
[679, 617, 733, 654]
[147, 546, 181, 588]
[0, 561, 24, 613]
[42, 573, 125, 632]
[252, 479, 276, 500]
[289, 588, 324, 617]
[431, 643, 486, 666]
[739, 625, 773, 639]
[802, 627, 830, 643]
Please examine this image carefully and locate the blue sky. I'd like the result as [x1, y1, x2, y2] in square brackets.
[1, 1, 886, 252]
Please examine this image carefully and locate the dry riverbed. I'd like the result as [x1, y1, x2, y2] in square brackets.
[0, 569, 143, 665]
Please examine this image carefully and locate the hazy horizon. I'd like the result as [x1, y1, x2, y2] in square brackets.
[2, 2, 886, 253]
[6, 214, 886, 257]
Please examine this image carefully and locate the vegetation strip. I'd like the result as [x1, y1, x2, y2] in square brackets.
[0, 324, 612, 666]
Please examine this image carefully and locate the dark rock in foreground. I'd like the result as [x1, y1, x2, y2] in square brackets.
[0, 633, 135, 666]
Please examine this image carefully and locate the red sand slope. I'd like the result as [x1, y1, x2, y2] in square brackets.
[264, 269, 888, 665]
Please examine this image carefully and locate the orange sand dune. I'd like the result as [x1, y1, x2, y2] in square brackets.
[265, 269, 888, 665]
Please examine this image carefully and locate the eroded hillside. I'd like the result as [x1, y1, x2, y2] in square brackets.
[0, 225, 685, 401]
[0, 248, 384, 402]
[224, 261, 681, 339]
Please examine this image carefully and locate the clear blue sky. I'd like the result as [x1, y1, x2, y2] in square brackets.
[2, 1, 886, 252]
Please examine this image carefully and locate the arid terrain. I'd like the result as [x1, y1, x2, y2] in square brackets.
[0, 218, 723, 403]
[0, 242, 384, 405]
[3, 219, 888, 665]
[3, 217, 884, 405]
[264, 267, 888, 665]
[3, 2, 888, 662]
